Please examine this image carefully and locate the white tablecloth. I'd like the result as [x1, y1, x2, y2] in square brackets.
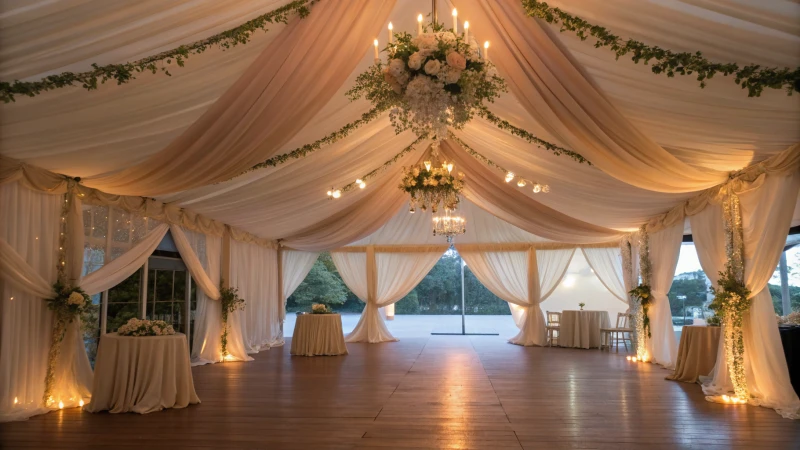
[291, 314, 348, 356]
[559, 310, 611, 349]
[86, 333, 200, 414]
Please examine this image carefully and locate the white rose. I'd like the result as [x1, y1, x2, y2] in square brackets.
[412, 33, 437, 52]
[436, 31, 457, 45]
[424, 59, 441, 76]
[408, 52, 424, 71]
[388, 58, 409, 85]
[443, 67, 462, 84]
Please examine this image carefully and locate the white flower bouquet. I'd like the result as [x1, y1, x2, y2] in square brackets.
[347, 24, 506, 140]
[46, 282, 90, 320]
[117, 318, 176, 337]
[311, 303, 332, 314]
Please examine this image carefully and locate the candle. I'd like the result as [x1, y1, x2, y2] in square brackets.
[388, 22, 393, 44]
[452, 9, 458, 34]
[484, 41, 490, 60]
[418, 14, 423, 35]
[463, 21, 469, 41]
[373, 39, 379, 61]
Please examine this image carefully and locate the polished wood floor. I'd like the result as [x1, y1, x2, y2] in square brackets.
[3, 336, 799, 449]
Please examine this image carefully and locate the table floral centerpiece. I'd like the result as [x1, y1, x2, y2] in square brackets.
[311, 303, 332, 314]
[579, 302, 585, 311]
[117, 318, 176, 336]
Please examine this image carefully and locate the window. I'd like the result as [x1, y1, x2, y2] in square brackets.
[668, 243, 711, 327]
[771, 242, 800, 315]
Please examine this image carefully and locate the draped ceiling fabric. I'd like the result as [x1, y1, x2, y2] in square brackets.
[1, 0, 800, 420]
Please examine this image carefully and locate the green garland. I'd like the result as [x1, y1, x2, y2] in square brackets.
[476, 107, 590, 164]
[243, 105, 388, 175]
[336, 135, 426, 194]
[0, 0, 315, 103]
[521, 0, 800, 97]
[219, 283, 245, 361]
[709, 264, 751, 401]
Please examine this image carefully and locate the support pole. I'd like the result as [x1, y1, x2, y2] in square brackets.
[461, 253, 466, 334]
[780, 252, 791, 315]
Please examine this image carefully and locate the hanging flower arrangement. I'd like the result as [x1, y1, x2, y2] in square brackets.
[347, 23, 506, 140]
[400, 157, 464, 213]
[43, 282, 91, 405]
[219, 283, 245, 361]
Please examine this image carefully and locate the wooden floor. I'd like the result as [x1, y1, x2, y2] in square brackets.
[3, 336, 799, 449]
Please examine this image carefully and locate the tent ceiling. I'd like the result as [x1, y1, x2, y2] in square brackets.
[1, 0, 798, 244]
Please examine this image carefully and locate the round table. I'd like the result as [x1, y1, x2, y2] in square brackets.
[666, 325, 721, 383]
[85, 332, 200, 414]
[290, 313, 349, 356]
[559, 310, 611, 349]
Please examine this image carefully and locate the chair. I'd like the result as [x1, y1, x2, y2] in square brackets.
[545, 311, 561, 347]
[600, 313, 632, 352]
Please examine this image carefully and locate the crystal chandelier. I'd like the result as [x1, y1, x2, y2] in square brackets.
[432, 208, 466, 243]
[401, 141, 464, 214]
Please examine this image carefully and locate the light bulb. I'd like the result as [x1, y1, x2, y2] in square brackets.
[446, 163, 454, 173]
[332, 190, 341, 199]
[13, 397, 18, 404]
[517, 179, 526, 187]
[79, 399, 84, 407]
[58, 401, 64, 409]
[464, 21, 469, 31]
[388, 22, 393, 31]
[542, 184, 550, 193]
[504, 172, 514, 182]
[424, 161, 432, 171]
[409, 207, 415, 214]
[452, 8, 457, 17]
[532, 184, 542, 193]
[418, 14, 423, 23]
[355, 178, 362, 184]
[484, 41, 489, 49]
[327, 190, 332, 196]
[359, 181, 366, 189]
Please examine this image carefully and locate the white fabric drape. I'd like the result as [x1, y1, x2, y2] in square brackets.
[0, 182, 62, 421]
[333, 246, 443, 343]
[231, 239, 278, 354]
[582, 247, 627, 303]
[181, 228, 250, 365]
[645, 221, 683, 369]
[81, 224, 169, 295]
[276, 250, 318, 345]
[460, 248, 574, 346]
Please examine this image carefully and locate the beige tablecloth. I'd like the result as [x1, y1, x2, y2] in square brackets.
[666, 325, 721, 383]
[86, 333, 200, 414]
[291, 314, 348, 356]
[559, 310, 611, 349]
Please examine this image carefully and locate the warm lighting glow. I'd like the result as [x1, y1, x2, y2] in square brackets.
[9, 297, 13, 301]
[504, 172, 514, 182]
[326, 190, 332, 196]
[359, 181, 366, 189]
[446, 163, 454, 173]
[542, 184, 550, 193]
[355, 178, 363, 184]
[452, 9, 458, 34]
[516, 179, 526, 187]
[418, 14, 423, 23]
[532, 183, 542, 193]
[424, 161, 432, 171]
[631, 357, 638, 362]
[483, 41, 490, 60]
[13, 397, 18, 405]
[79, 399, 84, 407]
[388, 22, 393, 44]
[626, 356, 631, 361]
[373, 39, 379, 60]
[224, 354, 236, 361]
[58, 401, 64, 409]
[332, 190, 342, 199]
[417, 14, 423, 35]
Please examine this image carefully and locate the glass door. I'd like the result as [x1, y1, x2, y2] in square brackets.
[146, 255, 195, 344]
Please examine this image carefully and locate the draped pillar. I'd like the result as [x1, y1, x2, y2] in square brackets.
[645, 221, 683, 369]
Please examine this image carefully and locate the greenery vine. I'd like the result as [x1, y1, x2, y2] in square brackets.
[242, 105, 389, 176]
[0, 0, 315, 103]
[521, 0, 800, 97]
[219, 283, 245, 361]
[335, 135, 426, 195]
[476, 106, 590, 164]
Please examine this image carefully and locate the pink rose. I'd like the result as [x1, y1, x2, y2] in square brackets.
[446, 52, 467, 70]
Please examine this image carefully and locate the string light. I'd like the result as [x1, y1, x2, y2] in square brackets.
[79, 399, 84, 407]
[58, 401, 64, 409]
[516, 179, 526, 187]
[505, 172, 514, 183]
[332, 190, 342, 199]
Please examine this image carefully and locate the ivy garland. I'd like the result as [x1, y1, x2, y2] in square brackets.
[242, 105, 389, 176]
[476, 106, 590, 164]
[629, 225, 653, 361]
[520, 0, 800, 97]
[0, 0, 315, 103]
[219, 283, 245, 361]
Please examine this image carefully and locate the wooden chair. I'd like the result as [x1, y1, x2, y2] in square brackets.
[545, 311, 561, 347]
[600, 313, 632, 352]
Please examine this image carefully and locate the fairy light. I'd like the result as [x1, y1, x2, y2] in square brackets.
[58, 401, 64, 409]
[332, 190, 341, 199]
[516, 179, 526, 187]
[505, 172, 514, 183]
[79, 399, 84, 407]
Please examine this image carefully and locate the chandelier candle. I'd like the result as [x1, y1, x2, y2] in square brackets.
[452, 9, 458, 34]
[463, 21, 469, 40]
[418, 14, 423, 35]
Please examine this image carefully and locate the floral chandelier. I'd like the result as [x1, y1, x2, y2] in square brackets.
[400, 142, 463, 214]
[347, 8, 506, 141]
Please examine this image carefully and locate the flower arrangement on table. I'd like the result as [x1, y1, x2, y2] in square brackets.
[578, 302, 585, 310]
[117, 318, 176, 337]
[220, 284, 245, 360]
[347, 24, 506, 140]
[706, 314, 721, 326]
[311, 303, 332, 314]
[400, 163, 464, 213]
[778, 311, 800, 326]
